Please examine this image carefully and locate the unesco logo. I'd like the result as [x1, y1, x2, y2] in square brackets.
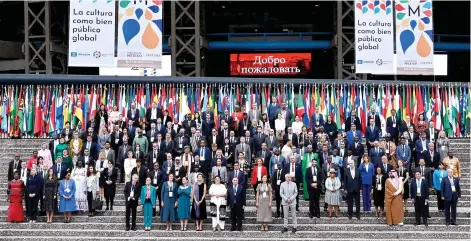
[93, 51, 102, 58]
[376, 59, 383, 66]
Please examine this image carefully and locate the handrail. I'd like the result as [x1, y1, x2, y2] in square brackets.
[0, 74, 467, 86]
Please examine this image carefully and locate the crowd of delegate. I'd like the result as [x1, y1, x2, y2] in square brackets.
[6, 98, 463, 233]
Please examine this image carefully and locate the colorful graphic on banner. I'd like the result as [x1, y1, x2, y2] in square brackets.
[68, 0, 115, 67]
[117, 0, 163, 68]
[395, 0, 434, 75]
[355, 0, 394, 74]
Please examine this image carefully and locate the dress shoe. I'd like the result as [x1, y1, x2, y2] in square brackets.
[105, 207, 109, 211]
[446, 221, 450, 226]
[125, 227, 130, 231]
[316, 214, 320, 219]
[356, 215, 361, 220]
[238, 227, 242, 231]
[275, 213, 280, 218]
[110, 207, 114, 211]
[230, 228, 235, 232]
[296, 208, 300, 212]
[309, 214, 313, 219]
[348, 216, 352, 220]
[292, 228, 297, 233]
[451, 222, 457, 226]
[414, 222, 420, 226]
[424, 223, 428, 227]
[132, 226, 137, 231]
[281, 227, 288, 233]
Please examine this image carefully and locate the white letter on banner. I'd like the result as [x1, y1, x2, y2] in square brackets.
[253, 56, 261, 65]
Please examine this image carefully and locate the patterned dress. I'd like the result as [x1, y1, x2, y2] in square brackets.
[71, 167, 88, 211]
[43, 177, 58, 212]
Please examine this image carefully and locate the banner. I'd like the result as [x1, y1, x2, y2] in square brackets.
[395, 0, 434, 75]
[354, 0, 394, 74]
[117, 0, 163, 68]
[68, 0, 115, 67]
[99, 55, 171, 76]
[230, 53, 311, 76]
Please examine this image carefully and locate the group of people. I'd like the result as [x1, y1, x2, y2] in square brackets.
[6, 100, 463, 232]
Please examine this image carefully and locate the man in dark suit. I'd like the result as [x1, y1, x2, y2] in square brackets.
[147, 162, 164, 216]
[349, 136, 364, 158]
[283, 127, 298, 147]
[206, 129, 222, 149]
[127, 103, 140, 126]
[81, 127, 97, 142]
[344, 161, 362, 219]
[147, 142, 162, 171]
[380, 155, 393, 175]
[425, 121, 438, 143]
[61, 121, 73, 143]
[202, 106, 215, 122]
[52, 156, 67, 180]
[194, 140, 211, 176]
[173, 129, 189, 157]
[124, 174, 141, 231]
[256, 143, 271, 169]
[117, 137, 133, 183]
[146, 102, 163, 125]
[264, 129, 278, 151]
[343, 150, 359, 170]
[400, 115, 415, 134]
[253, 127, 266, 154]
[110, 125, 123, 155]
[415, 133, 430, 162]
[306, 159, 323, 218]
[365, 118, 380, 153]
[414, 159, 433, 193]
[441, 169, 461, 225]
[310, 107, 325, 135]
[82, 135, 98, 160]
[228, 177, 244, 231]
[411, 171, 429, 226]
[423, 143, 440, 170]
[271, 163, 285, 218]
[8, 154, 22, 181]
[369, 141, 384, 168]
[386, 109, 400, 144]
[319, 145, 331, 167]
[78, 149, 95, 169]
[219, 109, 233, 130]
[345, 111, 362, 132]
[283, 156, 302, 211]
[131, 159, 147, 187]
[369, 109, 381, 130]
[228, 162, 246, 187]
[146, 122, 159, 144]
[237, 114, 251, 137]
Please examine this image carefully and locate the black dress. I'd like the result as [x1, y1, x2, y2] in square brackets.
[373, 175, 386, 208]
[191, 182, 207, 220]
[397, 168, 410, 200]
[103, 167, 117, 198]
[97, 160, 107, 188]
[43, 178, 58, 212]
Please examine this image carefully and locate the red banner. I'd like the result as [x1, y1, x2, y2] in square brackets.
[230, 53, 311, 76]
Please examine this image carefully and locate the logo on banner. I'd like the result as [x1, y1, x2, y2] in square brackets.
[356, 0, 393, 15]
[93, 51, 102, 58]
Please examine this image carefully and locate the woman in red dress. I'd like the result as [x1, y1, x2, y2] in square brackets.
[416, 113, 427, 135]
[7, 171, 25, 222]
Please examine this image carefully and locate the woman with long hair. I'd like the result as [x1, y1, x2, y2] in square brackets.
[95, 151, 107, 201]
[141, 177, 157, 231]
[178, 176, 192, 231]
[191, 173, 207, 231]
[161, 173, 178, 231]
[59, 171, 77, 223]
[373, 167, 386, 218]
[359, 155, 374, 212]
[256, 175, 272, 231]
[43, 168, 58, 223]
[86, 165, 98, 217]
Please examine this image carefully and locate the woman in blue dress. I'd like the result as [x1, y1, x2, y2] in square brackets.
[178, 176, 192, 231]
[359, 154, 375, 212]
[59, 171, 77, 223]
[161, 173, 178, 231]
[140, 177, 156, 231]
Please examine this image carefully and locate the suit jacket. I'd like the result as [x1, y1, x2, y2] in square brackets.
[267, 103, 280, 120]
[344, 167, 362, 192]
[411, 178, 429, 200]
[117, 144, 133, 167]
[283, 133, 298, 147]
[415, 139, 430, 160]
[52, 164, 67, 180]
[147, 169, 164, 187]
[219, 115, 233, 129]
[264, 135, 278, 151]
[237, 118, 252, 135]
[369, 148, 385, 167]
[253, 133, 266, 153]
[365, 126, 380, 143]
[227, 184, 244, 207]
[271, 169, 286, 190]
[235, 143, 251, 163]
[102, 149, 116, 166]
[275, 108, 292, 127]
[82, 141, 98, 160]
[342, 156, 359, 169]
[211, 166, 228, 183]
[127, 108, 140, 123]
[441, 177, 461, 201]
[369, 115, 381, 130]
[8, 159, 22, 181]
[306, 166, 323, 191]
[425, 128, 439, 142]
[78, 155, 95, 168]
[415, 166, 433, 188]
[423, 150, 440, 169]
[248, 109, 261, 123]
[256, 150, 272, 169]
[124, 182, 141, 206]
[251, 165, 268, 185]
[345, 116, 362, 132]
[145, 107, 163, 122]
[346, 130, 362, 147]
[202, 111, 214, 121]
[146, 129, 159, 144]
[283, 162, 302, 182]
[280, 181, 298, 205]
[201, 120, 215, 138]
[400, 122, 416, 134]
[190, 135, 205, 151]
[349, 142, 365, 158]
[386, 116, 400, 136]
[228, 169, 246, 187]
[206, 135, 222, 149]
[194, 147, 211, 168]
[380, 163, 393, 176]
[310, 113, 325, 133]
[396, 144, 412, 165]
[147, 149, 162, 171]
[172, 135, 189, 156]
[110, 131, 123, 150]
[131, 166, 147, 187]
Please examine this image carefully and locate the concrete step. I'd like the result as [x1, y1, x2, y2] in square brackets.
[0, 216, 467, 225]
[0, 229, 469, 240]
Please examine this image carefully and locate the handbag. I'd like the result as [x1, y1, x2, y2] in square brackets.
[92, 199, 103, 210]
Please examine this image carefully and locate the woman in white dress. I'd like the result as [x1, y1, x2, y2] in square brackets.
[71, 160, 88, 211]
[124, 150, 137, 183]
[208, 176, 227, 232]
[258, 113, 271, 135]
[109, 105, 120, 125]
[274, 113, 286, 137]
[291, 115, 303, 135]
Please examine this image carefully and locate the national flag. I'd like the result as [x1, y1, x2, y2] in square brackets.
[296, 88, 305, 118]
[34, 87, 43, 135]
[48, 87, 56, 134]
[434, 86, 441, 130]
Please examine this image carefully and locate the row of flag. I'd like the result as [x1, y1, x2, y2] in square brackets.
[0, 83, 469, 138]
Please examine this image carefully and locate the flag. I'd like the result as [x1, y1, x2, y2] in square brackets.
[296, 89, 305, 118]
[34, 87, 43, 135]
[452, 86, 460, 137]
[48, 87, 56, 135]
[55, 87, 63, 135]
[83, 89, 89, 130]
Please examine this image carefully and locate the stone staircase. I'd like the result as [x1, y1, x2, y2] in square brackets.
[0, 138, 469, 240]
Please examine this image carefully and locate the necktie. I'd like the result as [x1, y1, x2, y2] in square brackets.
[384, 164, 386, 171]
[421, 167, 424, 176]
[376, 148, 379, 154]
[278, 171, 281, 180]
[235, 170, 238, 177]
[291, 163, 294, 172]
[234, 185, 237, 195]
[262, 151, 265, 158]
[418, 180, 421, 190]
[393, 117, 395, 123]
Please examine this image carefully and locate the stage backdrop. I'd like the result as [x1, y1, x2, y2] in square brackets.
[230, 53, 312, 76]
[68, 0, 116, 67]
[395, 0, 434, 75]
[355, 0, 395, 74]
[117, 0, 163, 68]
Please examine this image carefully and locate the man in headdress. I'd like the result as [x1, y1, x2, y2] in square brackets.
[385, 170, 404, 226]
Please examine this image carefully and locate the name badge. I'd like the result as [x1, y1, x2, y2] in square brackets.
[225, 152, 229, 157]
[403, 153, 406, 157]
[132, 114, 135, 118]
[277, 180, 281, 185]
[421, 177, 425, 180]
[243, 126, 247, 130]
[153, 178, 157, 184]
[392, 124, 396, 128]
[450, 165, 454, 169]
[262, 192, 267, 198]
[115, 139, 119, 144]
[377, 184, 382, 191]
[313, 176, 317, 183]
[385, 149, 390, 154]
[274, 165, 278, 170]
[451, 185, 456, 192]
[439, 178, 442, 184]
[200, 156, 205, 161]
[441, 146, 446, 150]
[151, 137, 154, 142]
[417, 187, 421, 194]
[153, 158, 157, 163]
[65, 188, 70, 193]
[176, 170, 179, 176]
[179, 144, 183, 148]
[166, 169, 170, 174]
[130, 191, 134, 197]
[169, 191, 173, 198]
